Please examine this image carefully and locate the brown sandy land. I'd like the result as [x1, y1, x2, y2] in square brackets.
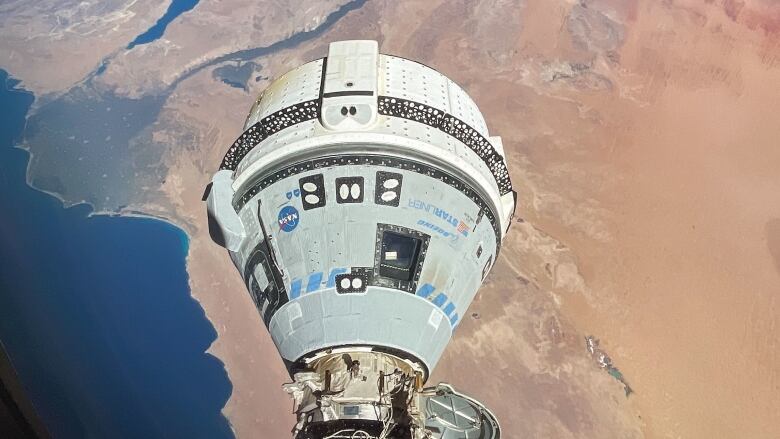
[159, 66, 642, 438]
[113, 4, 367, 435]
[560, 2, 780, 437]
[0, 0, 168, 96]
[432, 227, 643, 438]
[446, 0, 780, 437]
[142, 0, 779, 437]
[95, 0, 352, 98]
[138, 69, 294, 436]
[150, 1, 643, 437]
[365, 1, 780, 437]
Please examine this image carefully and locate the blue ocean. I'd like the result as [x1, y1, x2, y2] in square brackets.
[0, 69, 233, 438]
[127, 0, 201, 49]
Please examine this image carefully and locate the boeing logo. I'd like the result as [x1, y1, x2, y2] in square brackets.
[408, 199, 470, 237]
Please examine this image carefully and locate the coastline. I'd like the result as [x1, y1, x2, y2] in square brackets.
[1, 69, 234, 437]
[6, 1, 779, 436]
[10, 0, 373, 233]
[12, 139, 194, 238]
[2, 4, 377, 433]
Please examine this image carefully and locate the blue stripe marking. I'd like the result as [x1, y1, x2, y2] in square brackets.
[326, 268, 347, 288]
[306, 271, 323, 293]
[416, 284, 435, 298]
[450, 313, 459, 326]
[290, 279, 302, 299]
[432, 293, 448, 307]
[443, 302, 456, 316]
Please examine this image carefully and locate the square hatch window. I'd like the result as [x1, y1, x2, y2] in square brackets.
[379, 231, 421, 281]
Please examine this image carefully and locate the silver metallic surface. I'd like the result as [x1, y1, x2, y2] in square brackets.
[206, 40, 513, 439]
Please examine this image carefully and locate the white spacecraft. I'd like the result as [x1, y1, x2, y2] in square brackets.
[206, 40, 515, 439]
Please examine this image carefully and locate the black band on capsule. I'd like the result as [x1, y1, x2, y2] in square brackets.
[219, 97, 513, 196]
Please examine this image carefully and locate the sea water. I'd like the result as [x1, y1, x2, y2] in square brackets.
[0, 70, 233, 438]
[127, 0, 201, 49]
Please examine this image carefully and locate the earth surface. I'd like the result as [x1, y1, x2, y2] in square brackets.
[2, 0, 779, 437]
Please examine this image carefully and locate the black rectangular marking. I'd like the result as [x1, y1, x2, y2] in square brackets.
[335, 176, 364, 204]
[374, 171, 403, 207]
[202, 182, 213, 202]
[322, 90, 375, 98]
[335, 273, 369, 294]
[372, 223, 430, 293]
[299, 174, 326, 210]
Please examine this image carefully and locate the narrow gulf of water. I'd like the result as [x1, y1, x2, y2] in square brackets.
[0, 70, 233, 437]
[127, 0, 200, 49]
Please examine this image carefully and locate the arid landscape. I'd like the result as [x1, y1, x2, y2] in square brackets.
[2, 0, 779, 437]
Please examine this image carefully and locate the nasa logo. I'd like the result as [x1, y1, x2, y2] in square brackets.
[278, 206, 299, 232]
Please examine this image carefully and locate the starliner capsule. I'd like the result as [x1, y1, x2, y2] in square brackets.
[206, 40, 515, 439]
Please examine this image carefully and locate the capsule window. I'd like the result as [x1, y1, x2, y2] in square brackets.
[379, 231, 421, 281]
[372, 224, 429, 293]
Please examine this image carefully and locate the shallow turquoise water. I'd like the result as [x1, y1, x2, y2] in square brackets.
[0, 70, 233, 438]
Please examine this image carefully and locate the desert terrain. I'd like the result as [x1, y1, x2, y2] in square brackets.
[2, 0, 779, 437]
